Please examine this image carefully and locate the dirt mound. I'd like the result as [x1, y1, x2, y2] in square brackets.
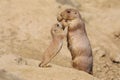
[0, 54, 99, 80]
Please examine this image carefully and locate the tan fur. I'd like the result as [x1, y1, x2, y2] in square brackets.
[39, 23, 67, 67]
[57, 9, 93, 74]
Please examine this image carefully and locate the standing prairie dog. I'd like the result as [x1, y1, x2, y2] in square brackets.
[57, 8, 93, 74]
[39, 23, 67, 67]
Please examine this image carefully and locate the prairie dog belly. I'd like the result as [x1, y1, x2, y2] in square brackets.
[67, 31, 92, 58]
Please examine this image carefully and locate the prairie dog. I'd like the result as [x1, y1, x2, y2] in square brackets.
[39, 23, 67, 67]
[57, 9, 93, 74]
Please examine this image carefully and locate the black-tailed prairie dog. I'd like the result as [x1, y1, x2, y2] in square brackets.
[57, 8, 93, 74]
[39, 23, 67, 67]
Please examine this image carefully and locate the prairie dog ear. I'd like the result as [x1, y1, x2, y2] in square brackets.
[51, 26, 56, 36]
[51, 27, 57, 33]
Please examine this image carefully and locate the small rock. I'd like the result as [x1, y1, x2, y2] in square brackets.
[15, 57, 27, 65]
[93, 47, 106, 59]
[110, 53, 120, 63]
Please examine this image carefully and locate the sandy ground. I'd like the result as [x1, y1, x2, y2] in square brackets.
[0, 0, 120, 80]
[0, 54, 99, 80]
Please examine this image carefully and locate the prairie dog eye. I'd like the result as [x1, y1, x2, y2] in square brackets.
[56, 24, 59, 27]
[67, 10, 70, 13]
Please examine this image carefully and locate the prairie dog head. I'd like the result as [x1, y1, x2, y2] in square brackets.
[57, 8, 81, 21]
[51, 23, 65, 39]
